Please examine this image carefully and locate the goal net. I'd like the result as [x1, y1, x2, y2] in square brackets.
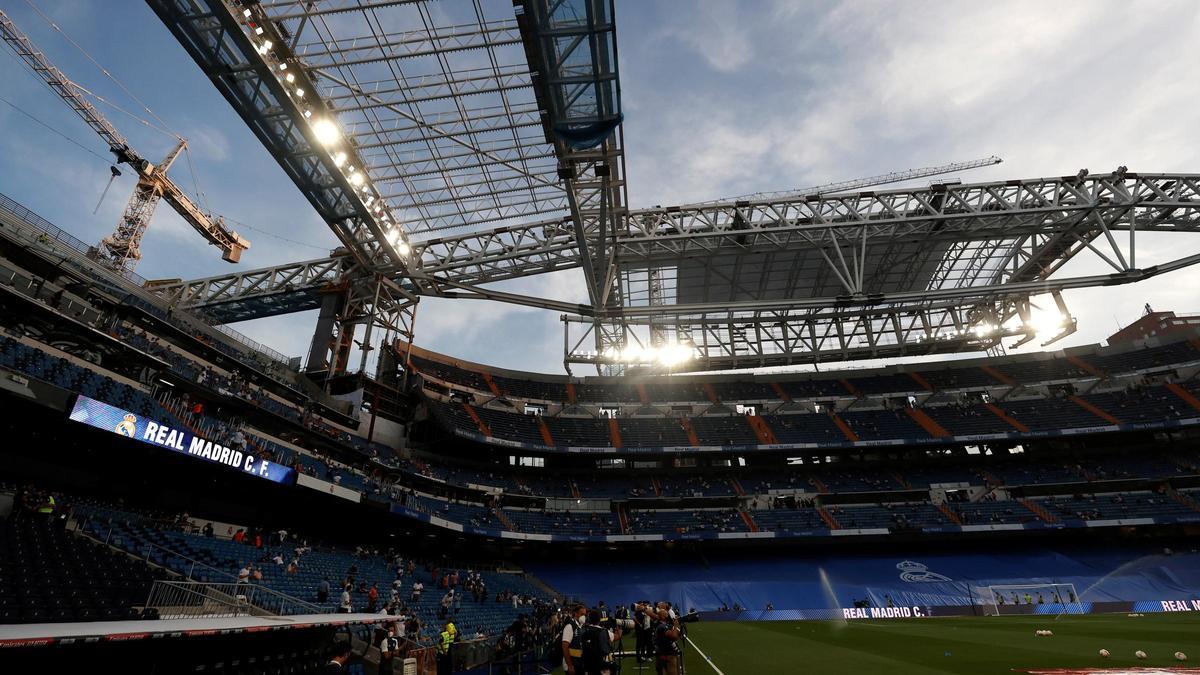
[975, 583, 1084, 616]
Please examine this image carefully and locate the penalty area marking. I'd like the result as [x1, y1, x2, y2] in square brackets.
[685, 635, 726, 675]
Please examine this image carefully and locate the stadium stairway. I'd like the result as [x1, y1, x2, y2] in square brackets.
[607, 417, 623, 448]
[680, 417, 701, 446]
[536, 417, 555, 446]
[617, 505, 631, 534]
[481, 372, 503, 397]
[730, 478, 746, 497]
[1019, 498, 1059, 524]
[1074, 464, 1101, 482]
[816, 506, 841, 530]
[494, 510, 518, 531]
[809, 477, 831, 494]
[770, 382, 791, 402]
[738, 510, 760, 533]
[908, 371, 934, 392]
[1166, 382, 1200, 413]
[1165, 486, 1200, 514]
[981, 365, 1016, 386]
[985, 403, 1031, 432]
[890, 470, 913, 490]
[935, 503, 963, 525]
[830, 413, 859, 442]
[1066, 355, 1105, 378]
[745, 415, 778, 444]
[839, 378, 861, 397]
[462, 403, 492, 436]
[1069, 395, 1122, 425]
[905, 407, 950, 438]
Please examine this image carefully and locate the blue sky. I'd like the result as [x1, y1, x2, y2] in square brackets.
[2, 0, 1200, 375]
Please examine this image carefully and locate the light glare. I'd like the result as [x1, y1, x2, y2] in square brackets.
[310, 118, 340, 147]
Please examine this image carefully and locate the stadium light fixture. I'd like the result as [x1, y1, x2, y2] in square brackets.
[972, 323, 997, 338]
[311, 118, 340, 147]
[656, 343, 697, 367]
[601, 343, 698, 367]
[1027, 309, 1066, 339]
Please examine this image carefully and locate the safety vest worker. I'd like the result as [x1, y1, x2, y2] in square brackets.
[37, 495, 55, 515]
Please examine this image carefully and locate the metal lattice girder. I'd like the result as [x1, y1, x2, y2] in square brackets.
[226, 0, 573, 241]
[521, 0, 626, 313]
[346, 103, 543, 150]
[566, 297, 1027, 371]
[158, 255, 354, 323]
[294, 19, 523, 69]
[616, 172, 1200, 264]
[147, 0, 409, 272]
[319, 64, 533, 109]
[155, 171, 1200, 326]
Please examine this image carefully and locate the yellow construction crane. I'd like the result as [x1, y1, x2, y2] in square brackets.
[0, 9, 249, 273]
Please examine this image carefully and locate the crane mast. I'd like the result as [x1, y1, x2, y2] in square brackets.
[0, 9, 249, 272]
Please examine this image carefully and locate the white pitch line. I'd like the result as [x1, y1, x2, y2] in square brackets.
[685, 635, 727, 675]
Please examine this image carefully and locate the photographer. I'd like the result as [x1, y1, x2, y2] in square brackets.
[561, 604, 587, 675]
[652, 608, 682, 675]
[580, 609, 620, 675]
[633, 602, 654, 664]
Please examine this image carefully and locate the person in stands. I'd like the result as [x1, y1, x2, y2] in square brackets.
[317, 577, 330, 604]
[339, 585, 353, 613]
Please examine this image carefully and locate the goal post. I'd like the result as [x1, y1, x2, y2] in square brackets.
[976, 583, 1084, 616]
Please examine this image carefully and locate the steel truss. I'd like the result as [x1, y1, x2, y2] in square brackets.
[147, 0, 407, 274]
[147, 1, 1200, 374]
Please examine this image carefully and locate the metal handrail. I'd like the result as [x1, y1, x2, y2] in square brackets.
[145, 580, 324, 619]
[136, 540, 242, 584]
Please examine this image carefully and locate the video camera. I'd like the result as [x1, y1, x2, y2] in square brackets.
[678, 612, 701, 624]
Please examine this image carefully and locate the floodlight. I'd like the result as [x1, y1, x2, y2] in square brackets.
[311, 118, 340, 147]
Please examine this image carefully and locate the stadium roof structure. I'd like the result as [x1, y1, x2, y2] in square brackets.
[144, 1, 1200, 375]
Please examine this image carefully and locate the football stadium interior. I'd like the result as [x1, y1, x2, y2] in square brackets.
[1, 1, 1200, 673]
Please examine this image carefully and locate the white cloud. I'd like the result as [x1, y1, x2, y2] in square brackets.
[7, 0, 1200, 376]
[657, 1, 755, 74]
[179, 124, 231, 163]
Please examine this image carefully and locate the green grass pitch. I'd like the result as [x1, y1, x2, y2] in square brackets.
[604, 613, 1200, 675]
